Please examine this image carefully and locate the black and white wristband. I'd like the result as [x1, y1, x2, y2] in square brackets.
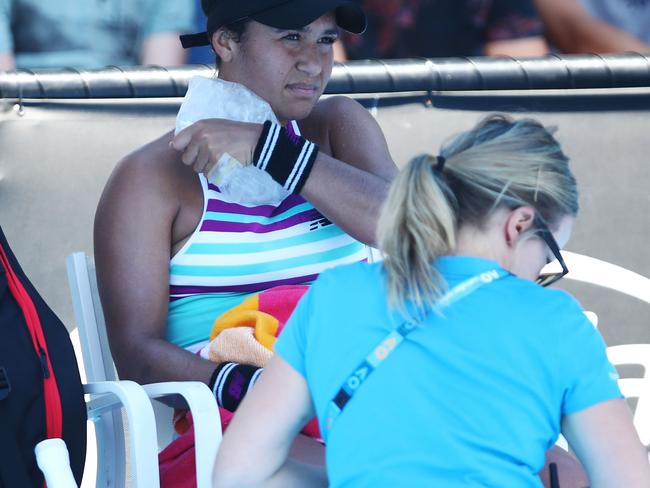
[253, 121, 319, 194]
[208, 362, 263, 412]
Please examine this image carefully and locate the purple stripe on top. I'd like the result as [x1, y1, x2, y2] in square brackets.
[201, 208, 321, 233]
[169, 273, 319, 299]
[286, 122, 301, 144]
[206, 185, 306, 217]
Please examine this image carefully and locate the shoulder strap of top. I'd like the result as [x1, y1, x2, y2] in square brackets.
[288, 120, 301, 137]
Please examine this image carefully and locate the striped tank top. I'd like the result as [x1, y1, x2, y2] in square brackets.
[167, 122, 368, 348]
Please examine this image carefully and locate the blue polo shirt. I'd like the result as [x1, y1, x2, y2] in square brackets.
[275, 256, 621, 488]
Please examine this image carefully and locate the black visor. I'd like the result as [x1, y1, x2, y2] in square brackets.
[180, 0, 366, 48]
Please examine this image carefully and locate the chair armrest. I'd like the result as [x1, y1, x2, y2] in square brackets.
[84, 380, 160, 487]
[143, 382, 221, 488]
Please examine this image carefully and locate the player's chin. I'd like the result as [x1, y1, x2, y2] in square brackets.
[281, 100, 320, 122]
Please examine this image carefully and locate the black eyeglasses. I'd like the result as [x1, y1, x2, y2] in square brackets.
[534, 216, 569, 287]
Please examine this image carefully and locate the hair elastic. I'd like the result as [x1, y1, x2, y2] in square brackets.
[434, 155, 446, 173]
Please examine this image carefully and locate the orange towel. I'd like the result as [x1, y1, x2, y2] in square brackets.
[209, 284, 309, 349]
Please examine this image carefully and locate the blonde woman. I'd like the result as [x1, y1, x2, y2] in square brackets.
[213, 115, 650, 487]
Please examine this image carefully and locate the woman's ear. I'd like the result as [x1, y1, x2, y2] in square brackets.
[504, 206, 536, 247]
[211, 28, 238, 63]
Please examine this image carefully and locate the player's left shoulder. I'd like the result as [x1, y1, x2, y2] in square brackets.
[298, 96, 367, 143]
[313, 95, 368, 124]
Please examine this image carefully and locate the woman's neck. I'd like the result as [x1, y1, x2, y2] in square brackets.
[453, 222, 508, 268]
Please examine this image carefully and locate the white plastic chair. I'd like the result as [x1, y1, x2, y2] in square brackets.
[68, 328, 159, 487]
[66, 252, 222, 488]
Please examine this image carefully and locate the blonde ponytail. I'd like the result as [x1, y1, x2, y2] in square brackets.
[378, 114, 579, 319]
[377, 154, 457, 320]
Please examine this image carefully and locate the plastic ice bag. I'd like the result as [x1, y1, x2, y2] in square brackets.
[175, 76, 289, 205]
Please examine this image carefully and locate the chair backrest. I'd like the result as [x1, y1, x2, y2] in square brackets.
[66, 252, 128, 487]
[66, 253, 175, 447]
[66, 252, 118, 383]
[67, 252, 222, 488]
[69, 252, 169, 487]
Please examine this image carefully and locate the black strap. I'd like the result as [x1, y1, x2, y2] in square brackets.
[180, 32, 211, 49]
[0, 367, 33, 487]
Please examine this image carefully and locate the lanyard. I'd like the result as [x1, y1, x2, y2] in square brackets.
[324, 268, 509, 438]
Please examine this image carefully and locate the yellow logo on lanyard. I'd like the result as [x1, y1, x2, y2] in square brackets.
[373, 336, 397, 361]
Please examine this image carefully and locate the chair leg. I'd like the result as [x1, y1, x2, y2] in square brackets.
[86, 381, 160, 487]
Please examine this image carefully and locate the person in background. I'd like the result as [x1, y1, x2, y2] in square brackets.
[213, 114, 650, 488]
[188, 0, 215, 65]
[338, 0, 549, 61]
[535, 0, 650, 54]
[0, 0, 195, 71]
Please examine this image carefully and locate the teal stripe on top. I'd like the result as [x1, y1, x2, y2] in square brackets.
[186, 224, 346, 255]
[167, 292, 252, 348]
[172, 242, 364, 277]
